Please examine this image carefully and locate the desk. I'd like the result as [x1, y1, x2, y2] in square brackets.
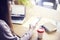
[13, 6, 60, 40]
[13, 24, 60, 40]
[13, 24, 29, 37]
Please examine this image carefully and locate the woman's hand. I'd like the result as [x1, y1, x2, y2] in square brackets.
[29, 24, 36, 31]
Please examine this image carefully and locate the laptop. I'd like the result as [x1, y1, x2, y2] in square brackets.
[11, 5, 26, 24]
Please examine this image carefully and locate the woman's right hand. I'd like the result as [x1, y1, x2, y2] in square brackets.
[29, 24, 36, 31]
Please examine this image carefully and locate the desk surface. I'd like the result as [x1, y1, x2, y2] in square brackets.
[13, 6, 60, 40]
[13, 24, 29, 37]
[13, 24, 60, 40]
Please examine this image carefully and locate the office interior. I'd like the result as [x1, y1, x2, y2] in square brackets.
[9, 0, 60, 40]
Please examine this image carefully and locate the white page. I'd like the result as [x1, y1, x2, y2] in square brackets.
[22, 17, 40, 28]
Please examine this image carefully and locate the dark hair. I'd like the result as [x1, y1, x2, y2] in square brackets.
[0, 0, 13, 32]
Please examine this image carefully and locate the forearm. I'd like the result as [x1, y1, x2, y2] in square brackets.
[21, 29, 33, 40]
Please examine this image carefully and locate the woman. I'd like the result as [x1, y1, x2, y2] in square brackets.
[0, 0, 35, 40]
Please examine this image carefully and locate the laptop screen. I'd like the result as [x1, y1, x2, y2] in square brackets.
[11, 5, 25, 24]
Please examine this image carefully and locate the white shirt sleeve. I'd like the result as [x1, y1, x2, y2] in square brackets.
[0, 20, 33, 40]
[0, 20, 19, 40]
[21, 30, 33, 40]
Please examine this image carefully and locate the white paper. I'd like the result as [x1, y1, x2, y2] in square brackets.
[23, 17, 40, 28]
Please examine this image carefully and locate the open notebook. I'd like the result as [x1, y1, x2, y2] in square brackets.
[22, 17, 40, 28]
